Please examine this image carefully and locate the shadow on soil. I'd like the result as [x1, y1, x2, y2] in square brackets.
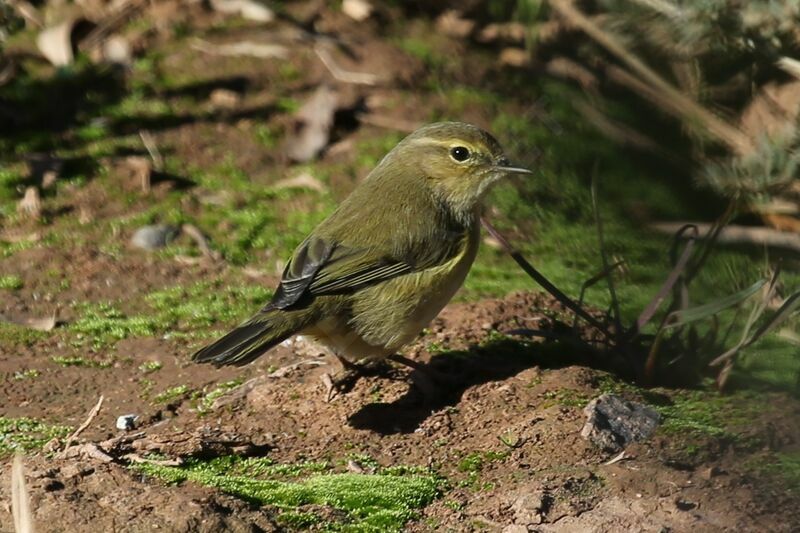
[347, 336, 620, 435]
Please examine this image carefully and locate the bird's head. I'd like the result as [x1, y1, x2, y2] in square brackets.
[379, 122, 531, 218]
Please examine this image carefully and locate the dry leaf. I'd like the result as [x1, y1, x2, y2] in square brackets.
[499, 48, 530, 68]
[0, 230, 41, 243]
[342, 0, 373, 22]
[272, 172, 327, 192]
[17, 187, 42, 219]
[477, 22, 527, 45]
[210, 88, 242, 109]
[121, 156, 152, 193]
[436, 10, 475, 38]
[102, 34, 132, 66]
[36, 18, 95, 66]
[191, 39, 288, 59]
[740, 80, 800, 144]
[209, 0, 274, 22]
[285, 85, 339, 163]
[0, 313, 57, 331]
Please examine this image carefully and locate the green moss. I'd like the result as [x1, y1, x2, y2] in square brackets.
[13, 369, 40, 380]
[541, 389, 590, 408]
[69, 302, 160, 348]
[0, 416, 71, 456]
[136, 456, 443, 532]
[655, 390, 765, 440]
[138, 361, 163, 374]
[0, 274, 23, 290]
[196, 378, 245, 414]
[146, 281, 271, 332]
[761, 452, 800, 492]
[0, 322, 47, 345]
[51, 356, 112, 368]
[153, 384, 191, 404]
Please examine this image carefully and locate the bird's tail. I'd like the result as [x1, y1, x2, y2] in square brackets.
[192, 308, 312, 367]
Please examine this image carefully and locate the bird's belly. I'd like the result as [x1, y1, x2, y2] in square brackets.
[306, 228, 479, 361]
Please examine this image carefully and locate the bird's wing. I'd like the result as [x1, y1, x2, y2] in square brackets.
[266, 233, 463, 310]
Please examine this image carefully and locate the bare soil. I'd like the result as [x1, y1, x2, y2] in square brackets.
[2, 281, 800, 531]
[1, 2, 799, 532]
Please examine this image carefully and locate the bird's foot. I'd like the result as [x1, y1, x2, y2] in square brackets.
[321, 355, 368, 402]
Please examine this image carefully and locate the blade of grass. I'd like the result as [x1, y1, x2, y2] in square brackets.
[591, 171, 623, 338]
[480, 217, 613, 341]
[573, 260, 626, 332]
[635, 224, 698, 331]
[663, 279, 766, 328]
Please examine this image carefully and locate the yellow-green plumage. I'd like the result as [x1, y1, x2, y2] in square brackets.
[192, 122, 529, 367]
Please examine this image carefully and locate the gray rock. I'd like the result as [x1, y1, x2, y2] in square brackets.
[131, 224, 179, 250]
[116, 414, 138, 431]
[581, 394, 661, 452]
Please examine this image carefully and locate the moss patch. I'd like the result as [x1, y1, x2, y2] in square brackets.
[136, 456, 443, 531]
[0, 274, 23, 290]
[0, 416, 71, 456]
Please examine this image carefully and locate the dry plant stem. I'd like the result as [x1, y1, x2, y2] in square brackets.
[624, 0, 684, 18]
[314, 44, 379, 85]
[11, 455, 34, 533]
[550, 0, 754, 156]
[651, 222, 800, 253]
[139, 130, 163, 171]
[479, 217, 612, 341]
[79, 0, 145, 52]
[60, 395, 104, 453]
[591, 173, 622, 336]
[683, 199, 738, 286]
[181, 224, 220, 260]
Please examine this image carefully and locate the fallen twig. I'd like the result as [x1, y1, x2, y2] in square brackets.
[60, 395, 104, 454]
[651, 222, 800, 253]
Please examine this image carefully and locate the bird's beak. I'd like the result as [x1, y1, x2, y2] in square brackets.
[494, 165, 533, 175]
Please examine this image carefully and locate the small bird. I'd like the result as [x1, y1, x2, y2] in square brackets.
[192, 122, 530, 390]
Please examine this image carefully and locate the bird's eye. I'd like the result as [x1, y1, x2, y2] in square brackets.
[450, 146, 471, 162]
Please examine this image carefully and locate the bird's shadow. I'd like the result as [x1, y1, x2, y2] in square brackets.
[347, 336, 623, 435]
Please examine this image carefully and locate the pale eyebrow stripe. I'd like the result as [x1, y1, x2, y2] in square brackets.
[406, 137, 477, 150]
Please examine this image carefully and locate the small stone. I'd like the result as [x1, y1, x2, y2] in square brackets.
[580, 394, 661, 452]
[511, 490, 547, 525]
[131, 225, 179, 250]
[210, 88, 241, 109]
[503, 526, 529, 533]
[702, 466, 723, 479]
[116, 414, 138, 431]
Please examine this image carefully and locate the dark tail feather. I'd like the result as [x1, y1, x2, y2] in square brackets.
[192, 315, 294, 367]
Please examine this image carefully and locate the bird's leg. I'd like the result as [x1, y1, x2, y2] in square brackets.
[322, 354, 366, 402]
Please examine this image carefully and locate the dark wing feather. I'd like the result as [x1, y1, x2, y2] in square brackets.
[267, 237, 335, 309]
[265, 238, 424, 311]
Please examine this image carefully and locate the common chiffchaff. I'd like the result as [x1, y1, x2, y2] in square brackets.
[193, 122, 530, 368]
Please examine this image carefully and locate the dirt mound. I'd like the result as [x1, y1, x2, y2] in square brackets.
[1, 291, 798, 532]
